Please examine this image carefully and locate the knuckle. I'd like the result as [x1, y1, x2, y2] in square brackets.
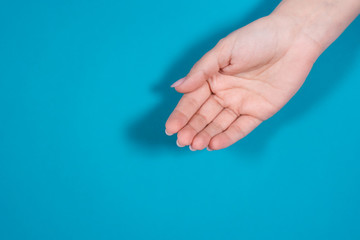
[224, 108, 239, 118]
[185, 96, 199, 109]
[216, 38, 227, 48]
[248, 116, 261, 127]
[190, 112, 208, 129]
[166, 110, 188, 131]
[231, 124, 246, 140]
[199, 129, 212, 139]
[209, 120, 223, 133]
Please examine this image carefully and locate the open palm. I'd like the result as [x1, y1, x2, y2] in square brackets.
[165, 16, 321, 150]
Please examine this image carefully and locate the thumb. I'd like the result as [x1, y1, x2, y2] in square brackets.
[171, 43, 223, 93]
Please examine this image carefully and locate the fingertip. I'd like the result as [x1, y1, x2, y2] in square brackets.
[208, 136, 227, 150]
[173, 84, 190, 94]
[177, 126, 197, 146]
[189, 145, 196, 151]
[165, 113, 188, 135]
[170, 77, 186, 88]
[191, 135, 208, 151]
[165, 129, 173, 136]
[176, 139, 185, 147]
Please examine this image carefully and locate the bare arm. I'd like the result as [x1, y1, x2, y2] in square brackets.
[273, 0, 360, 54]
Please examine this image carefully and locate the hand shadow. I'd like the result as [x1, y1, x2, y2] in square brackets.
[127, 0, 360, 156]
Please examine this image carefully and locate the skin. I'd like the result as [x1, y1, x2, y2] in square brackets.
[165, 0, 360, 151]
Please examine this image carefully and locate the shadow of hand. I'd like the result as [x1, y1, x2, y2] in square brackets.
[126, 0, 360, 156]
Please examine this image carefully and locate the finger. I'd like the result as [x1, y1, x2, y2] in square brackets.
[173, 39, 229, 93]
[177, 95, 223, 146]
[165, 83, 211, 135]
[209, 115, 262, 150]
[191, 108, 238, 150]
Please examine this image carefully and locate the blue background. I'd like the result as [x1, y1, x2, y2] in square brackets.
[1, 0, 360, 239]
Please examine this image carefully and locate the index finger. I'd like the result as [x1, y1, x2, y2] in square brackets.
[165, 83, 211, 135]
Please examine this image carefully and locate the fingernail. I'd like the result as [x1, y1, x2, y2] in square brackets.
[189, 145, 196, 151]
[170, 77, 186, 88]
[176, 140, 185, 147]
[206, 146, 213, 151]
[165, 129, 173, 136]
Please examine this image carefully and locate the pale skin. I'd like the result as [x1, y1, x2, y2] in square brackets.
[165, 0, 360, 151]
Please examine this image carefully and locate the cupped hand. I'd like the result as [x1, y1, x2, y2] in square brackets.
[165, 15, 321, 151]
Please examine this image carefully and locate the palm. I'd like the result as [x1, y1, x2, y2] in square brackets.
[166, 16, 319, 150]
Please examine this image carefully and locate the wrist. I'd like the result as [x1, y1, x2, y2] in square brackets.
[270, 0, 359, 54]
[266, 10, 323, 64]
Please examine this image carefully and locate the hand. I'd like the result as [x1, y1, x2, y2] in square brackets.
[165, 14, 322, 151]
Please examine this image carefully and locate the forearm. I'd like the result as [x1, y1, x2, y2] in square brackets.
[271, 0, 360, 54]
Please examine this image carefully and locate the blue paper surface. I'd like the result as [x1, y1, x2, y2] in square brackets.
[1, 0, 360, 239]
